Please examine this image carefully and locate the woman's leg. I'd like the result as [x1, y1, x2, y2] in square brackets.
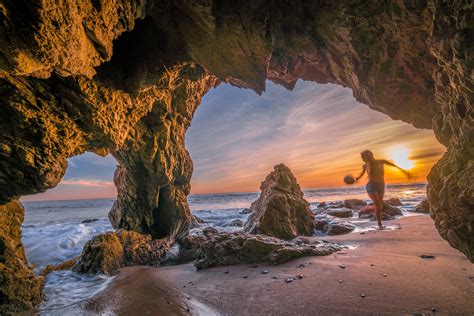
[369, 192, 383, 229]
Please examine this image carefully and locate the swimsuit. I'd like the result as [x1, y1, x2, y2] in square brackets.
[366, 181, 385, 196]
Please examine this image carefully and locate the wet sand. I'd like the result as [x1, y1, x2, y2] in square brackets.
[86, 215, 474, 315]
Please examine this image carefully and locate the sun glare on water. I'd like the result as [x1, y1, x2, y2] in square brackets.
[388, 146, 414, 170]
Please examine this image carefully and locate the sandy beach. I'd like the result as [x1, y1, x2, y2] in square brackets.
[84, 215, 473, 315]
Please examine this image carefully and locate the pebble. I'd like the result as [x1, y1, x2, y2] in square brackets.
[298, 264, 306, 268]
[370, 264, 375, 266]
[339, 265, 346, 269]
[431, 307, 436, 312]
[420, 254, 435, 259]
[243, 276, 248, 279]
[297, 274, 303, 279]
[360, 294, 366, 298]
[338, 280, 343, 283]
[224, 270, 229, 274]
[261, 270, 269, 274]
[360, 232, 366, 235]
[272, 276, 278, 279]
[382, 273, 387, 277]
[285, 277, 293, 283]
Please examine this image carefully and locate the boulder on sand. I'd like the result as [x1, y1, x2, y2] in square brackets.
[384, 198, 403, 206]
[244, 164, 314, 240]
[325, 208, 353, 218]
[414, 198, 430, 213]
[314, 218, 356, 235]
[359, 203, 403, 219]
[344, 199, 367, 210]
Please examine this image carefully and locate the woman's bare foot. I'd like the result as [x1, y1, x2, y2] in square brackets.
[377, 225, 385, 230]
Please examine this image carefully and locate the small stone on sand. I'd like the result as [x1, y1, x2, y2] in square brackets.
[285, 278, 293, 283]
[360, 294, 366, 298]
[339, 265, 346, 269]
[298, 264, 306, 268]
[243, 276, 248, 279]
[224, 270, 229, 274]
[338, 280, 343, 283]
[420, 254, 435, 259]
[382, 273, 387, 277]
[261, 270, 269, 274]
[297, 274, 303, 279]
[431, 307, 436, 312]
[370, 264, 374, 266]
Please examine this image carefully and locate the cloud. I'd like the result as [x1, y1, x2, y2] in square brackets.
[61, 179, 115, 187]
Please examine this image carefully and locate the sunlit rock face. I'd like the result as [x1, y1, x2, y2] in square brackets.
[0, 0, 472, 310]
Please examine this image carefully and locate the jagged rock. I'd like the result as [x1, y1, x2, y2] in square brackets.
[190, 215, 205, 229]
[0, 201, 43, 314]
[327, 202, 346, 209]
[81, 218, 99, 224]
[222, 219, 244, 227]
[74, 228, 177, 275]
[40, 257, 78, 276]
[244, 164, 314, 239]
[195, 232, 345, 269]
[384, 198, 403, 206]
[317, 202, 327, 208]
[414, 198, 430, 214]
[324, 208, 353, 218]
[239, 208, 252, 214]
[178, 227, 220, 263]
[358, 203, 402, 221]
[314, 219, 356, 235]
[344, 199, 367, 210]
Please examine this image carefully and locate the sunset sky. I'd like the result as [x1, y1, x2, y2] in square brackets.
[22, 80, 445, 201]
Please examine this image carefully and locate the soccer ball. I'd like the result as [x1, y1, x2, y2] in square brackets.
[343, 175, 355, 185]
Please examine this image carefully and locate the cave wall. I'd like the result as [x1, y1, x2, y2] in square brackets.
[0, 0, 472, 311]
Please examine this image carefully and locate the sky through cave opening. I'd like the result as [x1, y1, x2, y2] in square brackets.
[186, 80, 446, 195]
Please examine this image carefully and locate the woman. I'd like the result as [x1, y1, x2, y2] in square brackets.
[354, 150, 411, 229]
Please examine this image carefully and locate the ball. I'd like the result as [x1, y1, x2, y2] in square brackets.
[343, 174, 355, 185]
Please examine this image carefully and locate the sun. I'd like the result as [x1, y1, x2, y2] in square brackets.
[388, 146, 414, 170]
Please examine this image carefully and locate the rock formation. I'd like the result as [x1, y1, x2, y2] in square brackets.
[415, 198, 430, 214]
[0, 201, 43, 314]
[194, 232, 345, 269]
[244, 164, 314, 239]
[0, 0, 472, 311]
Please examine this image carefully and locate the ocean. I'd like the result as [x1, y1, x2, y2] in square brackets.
[21, 183, 427, 314]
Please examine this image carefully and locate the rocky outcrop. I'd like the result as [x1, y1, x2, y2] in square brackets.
[0, 201, 43, 314]
[324, 208, 353, 218]
[344, 199, 367, 210]
[75, 225, 186, 274]
[0, 0, 472, 311]
[244, 164, 314, 239]
[314, 218, 356, 235]
[359, 203, 403, 219]
[195, 233, 345, 269]
[384, 198, 403, 206]
[414, 199, 430, 214]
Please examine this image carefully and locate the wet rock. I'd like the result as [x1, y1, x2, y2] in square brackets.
[81, 218, 99, 224]
[75, 227, 185, 275]
[239, 208, 252, 214]
[420, 254, 435, 259]
[384, 198, 403, 206]
[344, 199, 367, 210]
[222, 219, 244, 227]
[194, 232, 344, 269]
[327, 202, 346, 209]
[190, 215, 205, 229]
[40, 257, 78, 276]
[317, 202, 327, 208]
[324, 208, 353, 218]
[0, 201, 43, 314]
[244, 164, 314, 239]
[359, 203, 403, 219]
[177, 227, 220, 263]
[314, 219, 356, 235]
[414, 198, 430, 214]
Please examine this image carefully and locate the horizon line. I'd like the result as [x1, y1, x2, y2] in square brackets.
[20, 181, 427, 203]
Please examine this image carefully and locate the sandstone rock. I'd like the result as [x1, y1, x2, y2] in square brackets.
[244, 164, 314, 239]
[324, 208, 353, 218]
[384, 198, 403, 206]
[344, 199, 367, 210]
[239, 208, 252, 214]
[195, 232, 345, 269]
[0, 201, 43, 314]
[178, 227, 220, 263]
[360, 203, 403, 218]
[75, 226, 186, 275]
[314, 219, 356, 235]
[414, 198, 430, 214]
[327, 202, 346, 209]
[190, 215, 205, 229]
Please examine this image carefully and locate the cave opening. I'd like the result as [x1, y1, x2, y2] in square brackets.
[184, 79, 446, 231]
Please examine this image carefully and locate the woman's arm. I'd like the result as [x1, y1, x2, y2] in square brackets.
[354, 164, 366, 182]
[381, 159, 413, 178]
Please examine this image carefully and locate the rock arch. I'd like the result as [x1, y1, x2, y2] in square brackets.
[0, 0, 472, 312]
